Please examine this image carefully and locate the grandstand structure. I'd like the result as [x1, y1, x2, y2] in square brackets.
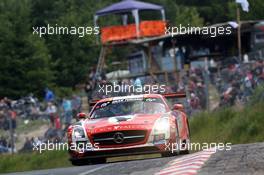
[93, 0, 264, 84]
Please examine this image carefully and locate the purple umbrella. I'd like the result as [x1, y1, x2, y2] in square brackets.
[96, 0, 163, 16]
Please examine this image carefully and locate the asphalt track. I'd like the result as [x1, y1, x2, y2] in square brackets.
[3, 142, 264, 175]
[2, 155, 175, 175]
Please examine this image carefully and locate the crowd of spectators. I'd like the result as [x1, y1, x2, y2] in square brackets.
[185, 68, 208, 115]
[84, 58, 263, 117]
[0, 89, 82, 154]
[216, 60, 264, 107]
[84, 66, 208, 117]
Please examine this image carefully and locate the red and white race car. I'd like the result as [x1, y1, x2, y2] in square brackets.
[67, 93, 190, 165]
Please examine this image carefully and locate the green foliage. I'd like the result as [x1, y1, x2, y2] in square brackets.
[248, 84, 264, 106]
[53, 86, 74, 98]
[31, 0, 101, 88]
[173, 5, 204, 26]
[175, 0, 264, 24]
[0, 0, 263, 99]
[145, 0, 203, 26]
[0, 151, 70, 173]
[0, 0, 53, 98]
[239, 0, 264, 21]
[190, 102, 264, 145]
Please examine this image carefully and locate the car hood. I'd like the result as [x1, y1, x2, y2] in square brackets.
[83, 114, 164, 134]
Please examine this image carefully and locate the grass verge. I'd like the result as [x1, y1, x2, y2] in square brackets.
[0, 151, 70, 173]
[190, 102, 264, 145]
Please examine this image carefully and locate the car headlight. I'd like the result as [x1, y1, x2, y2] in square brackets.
[151, 117, 170, 143]
[72, 126, 86, 140]
[70, 126, 94, 153]
[154, 118, 170, 133]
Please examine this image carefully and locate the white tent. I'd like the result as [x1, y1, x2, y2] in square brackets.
[106, 70, 130, 80]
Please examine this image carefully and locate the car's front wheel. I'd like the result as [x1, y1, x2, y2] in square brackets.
[71, 159, 86, 166]
[90, 158, 106, 164]
[71, 158, 106, 166]
[180, 138, 190, 155]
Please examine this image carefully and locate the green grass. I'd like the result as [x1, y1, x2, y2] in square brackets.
[190, 102, 264, 145]
[0, 151, 71, 173]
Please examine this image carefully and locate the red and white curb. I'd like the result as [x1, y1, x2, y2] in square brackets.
[155, 149, 216, 175]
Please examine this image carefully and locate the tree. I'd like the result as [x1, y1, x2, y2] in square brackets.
[173, 0, 264, 24]
[1, 0, 264, 99]
[0, 0, 53, 98]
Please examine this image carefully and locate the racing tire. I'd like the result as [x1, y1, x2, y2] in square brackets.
[89, 158, 106, 164]
[179, 139, 190, 155]
[161, 151, 173, 157]
[180, 119, 191, 155]
[71, 159, 87, 166]
[71, 158, 106, 166]
[180, 149, 190, 155]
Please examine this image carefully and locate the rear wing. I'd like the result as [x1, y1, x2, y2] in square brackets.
[89, 92, 186, 108]
[162, 92, 186, 99]
[162, 92, 187, 107]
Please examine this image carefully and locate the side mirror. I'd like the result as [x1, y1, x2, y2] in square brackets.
[77, 112, 87, 120]
[173, 104, 184, 112]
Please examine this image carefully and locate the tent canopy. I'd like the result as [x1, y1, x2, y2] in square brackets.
[96, 0, 163, 16]
[106, 70, 130, 79]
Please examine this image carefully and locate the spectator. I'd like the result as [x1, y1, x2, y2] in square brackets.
[72, 95, 81, 119]
[196, 82, 206, 109]
[134, 78, 142, 88]
[62, 98, 72, 129]
[0, 137, 9, 153]
[189, 93, 201, 111]
[20, 137, 33, 152]
[244, 72, 253, 97]
[8, 109, 17, 130]
[45, 102, 57, 127]
[85, 80, 93, 103]
[0, 136, 8, 148]
[44, 126, 57, 140]
[54, 115, 61, 130]
[44, 88, 55, 102]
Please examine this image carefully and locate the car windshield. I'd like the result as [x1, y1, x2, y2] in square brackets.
[90, 97, 166, 119]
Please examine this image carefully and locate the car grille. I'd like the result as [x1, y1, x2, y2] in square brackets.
[92, 130, 147, 146]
